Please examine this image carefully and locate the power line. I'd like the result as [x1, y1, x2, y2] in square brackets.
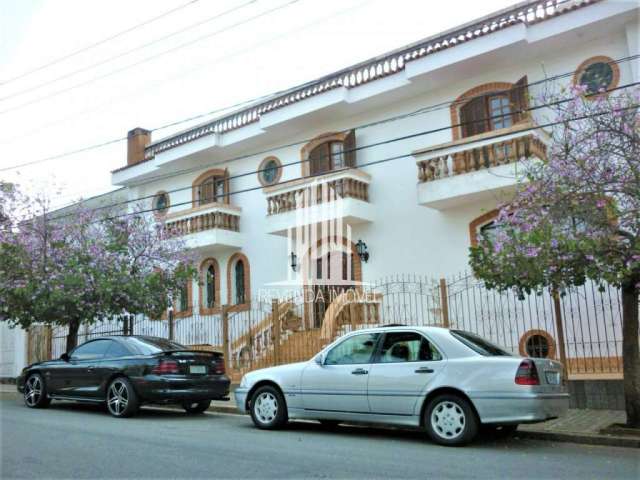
[0, 0, 201, 86]
[72, 103, 639, 224]
[47, 89, 640, 222]
[0, 0, 258, 102]
[0, 0, 301, 116]
[0, 0, 369, 144]
[1, 54, 636, 177]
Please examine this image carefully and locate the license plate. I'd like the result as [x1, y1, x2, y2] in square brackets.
[189, 365, 207, 375]
[545, 371, 560, 385]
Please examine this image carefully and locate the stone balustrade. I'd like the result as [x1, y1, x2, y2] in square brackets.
[266, 169, 370, 216]
[163, 204, 240, 236]
[417, 130, 548, 183]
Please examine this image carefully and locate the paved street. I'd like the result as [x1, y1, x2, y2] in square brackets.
[1, 396, 638, 480]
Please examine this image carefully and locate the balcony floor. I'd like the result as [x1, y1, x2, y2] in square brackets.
[417, 162, 524, 210]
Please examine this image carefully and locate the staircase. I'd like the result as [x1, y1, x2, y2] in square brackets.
[222, 292, 382, 381]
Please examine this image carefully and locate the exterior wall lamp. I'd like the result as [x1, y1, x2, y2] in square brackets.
[356, 239, 369, 263]
[290, 252, 298, 272]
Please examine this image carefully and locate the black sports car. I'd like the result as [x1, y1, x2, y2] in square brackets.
[17, 335, 230, 418]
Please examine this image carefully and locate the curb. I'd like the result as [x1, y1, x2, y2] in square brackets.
[515, 430, 640, 449]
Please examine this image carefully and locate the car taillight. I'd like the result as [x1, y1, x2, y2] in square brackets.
[213, 358, 225, 375]
[515, 359, 540, 385]
[152, 359, 179, 375]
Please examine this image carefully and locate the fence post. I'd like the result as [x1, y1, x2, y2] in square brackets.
[122, 316, 129, 336]
[222, 305, 230, 374]
[272, 299, 281, 366]
[552, 289, 568, 380]
[129, 315, 134, 336]
[439, 278, 450, 328]
[168, 309, 175, 340]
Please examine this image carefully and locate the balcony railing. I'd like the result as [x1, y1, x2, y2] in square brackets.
[416, 124, 549, 183]
[163, 203, 240, 236]
[265, 168, 370, 216]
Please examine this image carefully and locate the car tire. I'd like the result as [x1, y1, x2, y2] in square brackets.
[424, 394, 478, 446]
[24, 373, 51, 409]
[183, 400, 211, 414]
[249, 385, 288, 430]
[106, 377, 139, 418]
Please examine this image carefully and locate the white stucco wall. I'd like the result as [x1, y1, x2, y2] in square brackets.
[116, 5, 635, 314]
[0, 323, 27, 379]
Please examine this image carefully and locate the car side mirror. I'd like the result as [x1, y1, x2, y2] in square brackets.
[60, 353, 70, 362]
[314, 353, 325, 366]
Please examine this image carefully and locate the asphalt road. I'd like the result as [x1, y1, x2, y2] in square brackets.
[1, 396, 638, 480]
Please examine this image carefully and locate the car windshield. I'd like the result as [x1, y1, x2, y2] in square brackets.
[450, 330, 511, 356]
[125, 337, 187, 355]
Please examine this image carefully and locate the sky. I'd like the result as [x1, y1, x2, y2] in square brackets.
[0, 0, 516, 209]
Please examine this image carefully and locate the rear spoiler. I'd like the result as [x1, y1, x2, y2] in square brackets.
[159, 349, 223, 356]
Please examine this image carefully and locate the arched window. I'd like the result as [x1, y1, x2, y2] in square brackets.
[199, 258, 220, 314]
[192, 169, 229, 207]
[301, 130, 356, 176]
[452, 77, 529, 140]
[174, 279, 192, 318]
[234, 260, 245, 305]
[206, 265, 216, 308]
[469, 210, 500, 247]
[227, 253, 250, 309]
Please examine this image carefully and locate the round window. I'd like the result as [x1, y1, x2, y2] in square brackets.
[575, 57, 619, 96]
[259, 156, 281, 186]
[525, 334, 550, 358]
[153, 192, 170, 216]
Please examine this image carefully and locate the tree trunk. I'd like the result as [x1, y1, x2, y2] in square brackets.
[621, 281, 640, 428]
[66, 320, 80, 353]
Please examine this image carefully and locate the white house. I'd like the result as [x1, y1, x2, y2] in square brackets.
[107, 0, 639, 390]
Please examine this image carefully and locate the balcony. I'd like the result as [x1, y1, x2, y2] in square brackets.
[264, 168, 374, 236]
[414, 123, 549, 210]
[163, 203, 243, 251]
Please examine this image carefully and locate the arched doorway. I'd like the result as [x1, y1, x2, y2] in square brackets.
[304, 237, 362, 329]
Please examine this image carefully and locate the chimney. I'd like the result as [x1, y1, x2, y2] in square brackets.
[127, 128, 151, 166]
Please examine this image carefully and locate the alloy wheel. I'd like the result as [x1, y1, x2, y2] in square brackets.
[254, 391, 278, 424]
[430, 400, 466, 440]
[107, 380, 129, 416]
[24, 375, 42, 407]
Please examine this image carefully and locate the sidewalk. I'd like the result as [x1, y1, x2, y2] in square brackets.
[3, 384, 637, 448]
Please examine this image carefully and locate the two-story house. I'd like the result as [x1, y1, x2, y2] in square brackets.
[108, 0, 638, 397]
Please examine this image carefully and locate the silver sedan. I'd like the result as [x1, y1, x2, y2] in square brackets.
[235, 326, 569, 446]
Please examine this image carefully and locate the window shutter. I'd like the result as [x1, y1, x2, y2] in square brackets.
[460, 96, 488, 138]
[509, 76, 529, 124]
[309, 143, 331, 175]
[223, 169, 230, 204]
[343, 130, 356, 168]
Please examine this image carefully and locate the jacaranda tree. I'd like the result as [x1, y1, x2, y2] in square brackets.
[0, 184, 194, 352]
[470, 86, 640, 427]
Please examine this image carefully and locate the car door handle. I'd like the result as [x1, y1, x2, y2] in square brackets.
[415, 367, 434, 374]
[351, 368, 368, 375]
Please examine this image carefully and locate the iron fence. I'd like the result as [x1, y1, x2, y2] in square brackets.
[47, 272, 627, 378]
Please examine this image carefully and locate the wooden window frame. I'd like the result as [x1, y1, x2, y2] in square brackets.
[300, 130, 356, 177]
[451, 78, 529, 141]
[192, 168, 230, 207]
[519, 329, 556, 359]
